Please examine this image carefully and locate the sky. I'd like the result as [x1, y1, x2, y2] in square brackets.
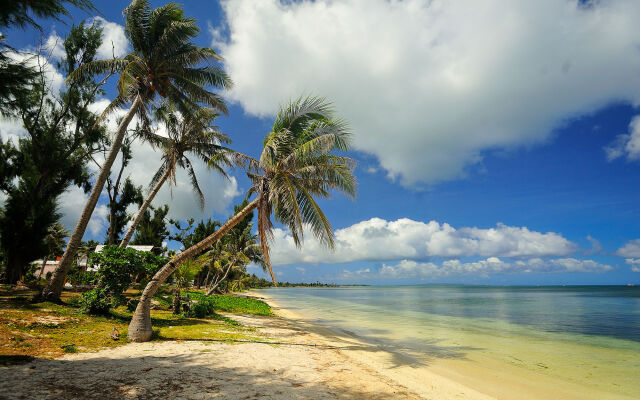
[2, 0, 640, 285]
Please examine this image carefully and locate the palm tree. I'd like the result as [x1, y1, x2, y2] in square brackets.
[171, 259, 201, 314]
[205, 224, 264, 295]
[38, 223, 69, 279]
[128, 96, 356, 342]
[42, 0, 231, 301]
[120, 103, 232, 247]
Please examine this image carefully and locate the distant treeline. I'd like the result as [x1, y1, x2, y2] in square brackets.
[243, 278, 366, 289]
[272, 282, 367, 288]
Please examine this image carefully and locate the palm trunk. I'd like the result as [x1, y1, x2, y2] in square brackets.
[41, 96, 142, 301]
[199, 268, 210, 289]
[172, 287, 181, 314]
[206, 264, 233, 295]
[119, 167, 171, 248]
[38, 257, 48, 279]
[128, 197, 260, 342]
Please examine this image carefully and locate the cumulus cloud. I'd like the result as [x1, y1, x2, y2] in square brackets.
[93, 17, 129, 59]
[341, 257, 613, 280]
[43, 32, 65, 60]
[585, 235, 603, 254]
[59, 186, 109, 237]
[605, 116, 640, 161]
[624, 259, 640, 273]
[216, 0, 640, 185]
[615, 239, 640, 258]
[269, 217, 576, 265]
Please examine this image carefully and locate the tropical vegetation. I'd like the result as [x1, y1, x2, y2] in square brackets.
[0, 0, 357, 350]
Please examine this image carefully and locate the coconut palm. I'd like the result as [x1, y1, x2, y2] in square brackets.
[128, 96, 356, 342]
[120, 103, 232, 247]
[42, 0, 231, 300]
[171, 259, 201, 314]
[205, 223, 264, 295]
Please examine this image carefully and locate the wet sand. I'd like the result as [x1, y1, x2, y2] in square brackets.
[254, 290, 637, 400]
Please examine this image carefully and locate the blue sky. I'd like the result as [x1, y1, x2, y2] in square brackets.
[3, 0, 640, 285]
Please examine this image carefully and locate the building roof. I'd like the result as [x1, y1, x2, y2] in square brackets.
[94, 245, 155, 253]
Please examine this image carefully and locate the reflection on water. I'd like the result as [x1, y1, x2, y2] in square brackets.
[260, 285, 640, 397]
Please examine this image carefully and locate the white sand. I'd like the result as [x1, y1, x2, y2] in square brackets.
[0, 312, 426, 399]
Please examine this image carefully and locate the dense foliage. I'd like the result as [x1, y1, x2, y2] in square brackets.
[131, 204, 170, 250]
[79, 246, 165, 314]
[0, 21, 107, 283]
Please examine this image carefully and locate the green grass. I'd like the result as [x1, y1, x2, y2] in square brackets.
[0, 286, 272, 359]
[186, 291, 272, 316]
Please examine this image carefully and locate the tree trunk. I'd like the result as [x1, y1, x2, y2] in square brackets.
[119, 167, 171, 247]
[172, 287, 181, 315]
[206, 264, 233, 295]
[107, 206, 117, 245]
[38, 257, 48, 279]
[2, 254, 26, 284]
[128, 197, 259, 342]
[41, 95, 142, 301]
[198, 268, 210, 289]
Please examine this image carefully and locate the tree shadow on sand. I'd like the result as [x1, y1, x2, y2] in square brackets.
[0, 351, 421, 400]
[231, 314, 480, 369]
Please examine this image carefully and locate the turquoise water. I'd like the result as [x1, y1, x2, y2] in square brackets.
[259, 285, 640, 398]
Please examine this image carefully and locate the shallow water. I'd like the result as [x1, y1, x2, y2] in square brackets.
[259, 285, 640, 399]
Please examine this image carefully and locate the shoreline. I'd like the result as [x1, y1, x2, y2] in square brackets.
[0, 296, 421, 399]
[248, 289, 493, 400]
[250, 289, 637, 400]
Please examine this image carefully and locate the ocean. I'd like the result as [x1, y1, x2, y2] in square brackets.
[258, 285, 640, 399]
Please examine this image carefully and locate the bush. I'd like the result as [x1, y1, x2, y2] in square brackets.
[78, 288, 112, 315]
[79, 246, 166, 315]
[187, 297, 216, 318]
[126, 299, 139, 312]
[67, 263, 95, 286]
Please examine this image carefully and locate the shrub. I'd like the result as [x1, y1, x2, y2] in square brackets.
[67, 263, 95, 286]
[187, 297, 216, 318]
[79, 246, 166, 314]
[126, 299, 139, 312]
[79, 288, 113, 315]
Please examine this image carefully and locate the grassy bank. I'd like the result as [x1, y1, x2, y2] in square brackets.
[0, 285, 272, 363]
[187, 291, 272, 316]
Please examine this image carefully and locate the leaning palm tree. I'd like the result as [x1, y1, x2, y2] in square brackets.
[128, 96, 356, 342]
[119, 103, 233, 247]
[42, 0, 231, 301]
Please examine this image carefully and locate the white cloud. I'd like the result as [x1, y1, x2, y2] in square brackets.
[624, 258, 640, 272]
[585, 235, 603, 254]
[59, 186, 109, 237]
[87, 99, 240, 223]
[270, 217, 576, 265]
[615, 239, 640, 258]
[217, 0, 640, 186]
[93, 17, 129, 59]
[341, 257, 612, 280]
[604, 116, 640, 161]
[0, 115, 27, 143]
[44, 32, 65, 60]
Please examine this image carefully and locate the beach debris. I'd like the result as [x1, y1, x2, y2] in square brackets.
[110, 327, 120, 341]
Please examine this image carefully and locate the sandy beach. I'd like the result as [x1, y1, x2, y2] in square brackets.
[3, 290, 636, 400]
[0, 309, 426, 400]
